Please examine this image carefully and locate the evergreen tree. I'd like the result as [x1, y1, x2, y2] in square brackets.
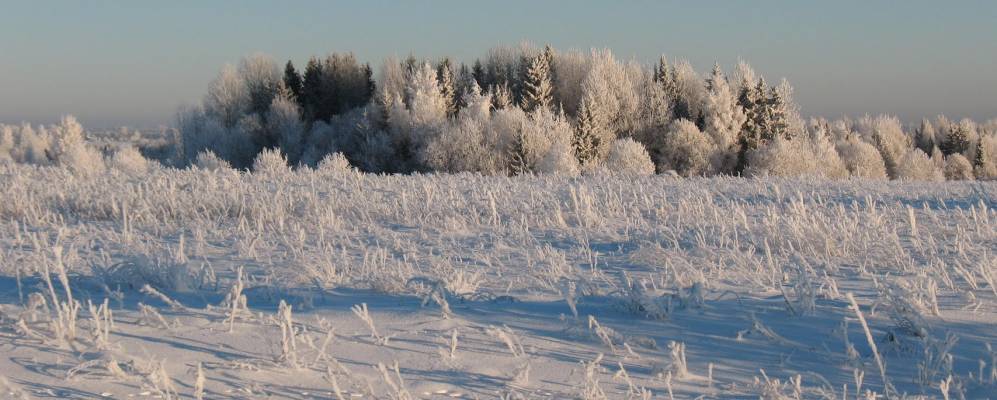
[472, 59, 486, 88]
[521, 52, 554, 112]
[300, 57, 324, 121]
[363, 63, 376, 102]
[941, 124, 971, 155]
[283, 60, 303, 102]
[915, 118, 936, 154]
[764, 85, 789, 141]
[437, 58, 457, 117]
[508, 128, 530, 175]
[491, 84, 513, 110]
[573, 95, 602, 166]
[973, 139, 986, 175]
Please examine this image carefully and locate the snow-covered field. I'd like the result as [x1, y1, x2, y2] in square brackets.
[0, 163, 995, 399]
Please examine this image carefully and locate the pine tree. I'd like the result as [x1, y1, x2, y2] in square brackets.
[283, 61, 303, 102]
[520, 52, 554, 112]
[573, 96, 602, 166]
[437, 58, 457, 117]
[734, 77, 767, 174]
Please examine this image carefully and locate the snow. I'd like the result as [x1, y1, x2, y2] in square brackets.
[0, 164, 995, 399]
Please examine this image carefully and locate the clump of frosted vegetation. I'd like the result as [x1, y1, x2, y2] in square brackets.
[835, 136, 888, 179]
[895, 149, 943, 181]
[109, 145, 150, 174]
[193, 150, 231, 171]
[943, 154, 974, 180]
[252, 148, 290, 176]
[603, 138, 654, 176]
[317, 152, 354, 174]
[659, 119, 713, 177]
[746, 135, 847, 179]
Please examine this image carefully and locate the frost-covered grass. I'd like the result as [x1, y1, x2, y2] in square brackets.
[0, 163, 995, 398]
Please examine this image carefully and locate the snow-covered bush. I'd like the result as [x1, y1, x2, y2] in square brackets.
[835, 136, 888, 179]
[894, 149, 943, 181]
[194, 150, 231, 171]
[317, 152, 354, 175]
[749, 129, 849, 179]
[659, 119, 713, 177]
[252, 147, 290, 175]
[604, 138, 654, 176]
[109, 145, 151, 174]
[536, 141, 580, 176]
[943, 154, 974, 180]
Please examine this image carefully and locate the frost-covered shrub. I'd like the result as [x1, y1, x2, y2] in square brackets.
[109, 145, 150, 174]
[835, 136, 888, 179]
[943, 154, 974, 180]
[895, 149, 943, 181]
[659, 119, 713, 177]
[60, 144, 106, 177]
[194, 150, 231, 171]
[317, 152, 354, 175]
[604, 138, 654, 176]
[744, 138, 817, 178]
[536, 141, 580, 176]
[252, 147, 290, 175]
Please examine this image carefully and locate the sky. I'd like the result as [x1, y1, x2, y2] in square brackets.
[1, 1, 996, 130]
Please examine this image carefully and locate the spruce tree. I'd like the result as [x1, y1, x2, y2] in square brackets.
[363, 63, 376, 102]
[437, 58, 457, 117]
[973, 139, 986, 176]
[491, 84, 513, 110]
[764, 85, 789, 141]
[300, 57, 323, 121]
[283, 61, 303, 102]
[941, 124, 970, 155]
[521, 52, 554, 112]
[508, 129, 530, 175]
[472, 59, 486, 88]
[915, 118, 936, 154]
[573, 96, 602, 166]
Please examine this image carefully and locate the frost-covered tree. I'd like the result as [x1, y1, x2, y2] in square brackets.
[239, 53, 281, 118]
[835, 135, 888, 179]
[856, 115, 910, 179]
[491, 84, 513, 110]
[268, 95, 305, 165]
[894, 148, 943, 181]
[940, 121, 972, 156]
[553, 49, 591, 117]
[437, 58, 458, 117]
[521, 50, 554, 112]
[914, 118, 936, 154]
[701, 63, 746, 174]
[572, 94, 605, 168]
[204, 64, 250, 128]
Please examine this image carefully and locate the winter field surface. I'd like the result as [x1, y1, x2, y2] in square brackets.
[0, 164, 995, 399]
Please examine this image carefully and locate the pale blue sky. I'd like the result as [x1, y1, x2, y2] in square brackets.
[1, 1, 995, 129]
